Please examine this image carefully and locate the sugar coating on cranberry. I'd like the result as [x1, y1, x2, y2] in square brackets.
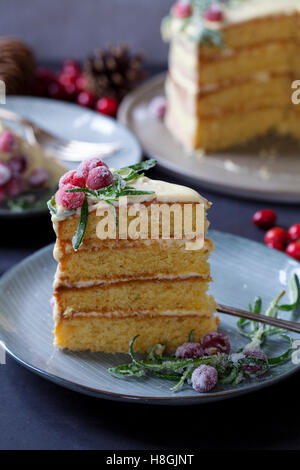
[4, 175, 24, 198]
[55, 183, 85, 210]
[148, 96, 167, 120]
[77, 157, 108, 179]
[28, 168, 49, 188]
[173, 1, 192, 19]
[242, 348, 268, 374]
[204, 4, 223, 22]
[86, 166, 113, 190]
[0, 130, 16, 152]
[59, 169, 86, 188]
[0, 162, 12, 185]
[8, 154, 29, 175]
[201, 331, 230, 355]
[175, 342, 204, 359]
[191, 365, 218, 393]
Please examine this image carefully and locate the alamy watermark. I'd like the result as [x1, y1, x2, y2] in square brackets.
[95, 197, 205, 250]
[291, 80, 300, 104]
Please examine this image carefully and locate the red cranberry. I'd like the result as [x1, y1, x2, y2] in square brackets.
[0, 185, 6, 203]
[77, 157, 108, 179]
[286, 240, 300, 261]
[200, 331, 230, 355]
[264, 227, 288, 250]
[86, 166, 113, 190]
[28, 168, 49, 188]
[96, 97, 119, 117]
[242, 349, 268, 374]
[0, 162, 12, 185]
[252, 209, 277, 230]
[75, 74, 88, 93]
[148, 96, 167, 120]
[59, 170, 86, 189]
[175, 342, 204, 359]
[8, 154, 29, 175]
[34, 67, 56, 96]
[77, 90, 95, 108]
[48, 81, 65, 100]
[0, 130, 16, 152]
[4, 175, 23, 198]
[58, 73, 78, 99]
[266, 240, 285, 252]
[55, 183, 85, 209]
[204, 4, 224, 22]
[288, 223, 300, 241]
[191, 365, 218, 393]
[173, 1, 192, 19]
[62, 59, 81, 77]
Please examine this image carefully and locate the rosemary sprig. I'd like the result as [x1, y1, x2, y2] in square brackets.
[72, 197, 88, 251]
[108, 277, 299, 392]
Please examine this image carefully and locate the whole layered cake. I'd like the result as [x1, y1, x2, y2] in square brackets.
[162, 0, 300, 151]
[49, 158, 218, 352]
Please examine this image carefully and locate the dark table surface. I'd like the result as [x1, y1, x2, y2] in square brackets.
[1, 105, 300, 450]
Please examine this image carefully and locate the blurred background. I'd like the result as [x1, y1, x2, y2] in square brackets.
[0, 0, 173, 66]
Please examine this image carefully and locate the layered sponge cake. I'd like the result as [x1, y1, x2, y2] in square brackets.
[162, 0, 300, 151]
[49, 158, 217, 352]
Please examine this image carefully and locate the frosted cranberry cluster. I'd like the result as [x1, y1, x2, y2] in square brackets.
[0, 130, 49, 203]
[55, 157, 113, 210]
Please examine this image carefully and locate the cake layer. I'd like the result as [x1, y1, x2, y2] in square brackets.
[54, 314, 219, 352]
[166, 73, 291, 117]
[54, 200, 209, 243]
[54, 238, 214, 287]
[54, 278, 215, 318]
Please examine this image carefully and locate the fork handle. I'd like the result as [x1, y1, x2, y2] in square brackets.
[217, 303, 300, 334]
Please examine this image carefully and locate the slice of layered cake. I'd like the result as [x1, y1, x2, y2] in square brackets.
[49, 157, 217, 352]
[162, 0, 300, 151]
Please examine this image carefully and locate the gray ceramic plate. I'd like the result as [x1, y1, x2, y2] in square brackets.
[0, 96, 141, 218]
[118, 74, 300, 204]
[0, 230, 300, 405]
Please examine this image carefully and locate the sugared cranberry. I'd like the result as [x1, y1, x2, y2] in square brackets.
[286, 240, 300, 261]
[191, 365, 218, 393]
[4, 175, 23, 198]
[204, 4, 223, 22]
[62, 59, 81, 77]
[0, 162, 12, 185]
[55, 183, 85, 210]
[252, 209, 277, 230]
[288, 223, 300, 242]
[173, 1, 192, 19]
[86, 166, 113, 190]
[77, 90, 95, 108]
[28, 168, 49, 188]
[0, 185, 6, 203]
[59, 170, 86, 189]
[8, 154, 29, 175]
[148, 96, 167, 120]
[96, 97, 119, 117]
[175, 342, 204, 359]
[77, 157, 108, 179]
[0, 130, 16, 152]
[242, 349, 268, 374]
[200, 331, 230, 355]
[264, 227, 288, 250]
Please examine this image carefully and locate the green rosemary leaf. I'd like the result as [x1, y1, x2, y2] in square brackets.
[153, 372, 181, 381]
[113, 172, 126, 192]
[278, 275, 300, 316]
[47, 195, 57, 215]
[119, 189, 155, 196]
[72, 197, 88, 251]
[170, 366, 192, 392]
[199, 27, 224, 48]
[116, 159, 157, 175]
[108, 363, 145, 377]
[146, 343, 166, 362]
[268, 334, 293, 366]
[188, 329, 195, 342]
[66, 188, 98, 197]
[105, 200, 118, 230]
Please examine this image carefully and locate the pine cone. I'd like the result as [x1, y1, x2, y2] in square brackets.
[0, 38, 36, 95]
[84, 44, 145, 102]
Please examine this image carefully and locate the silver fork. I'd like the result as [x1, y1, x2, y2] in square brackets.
[0, 107, 122, 162]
